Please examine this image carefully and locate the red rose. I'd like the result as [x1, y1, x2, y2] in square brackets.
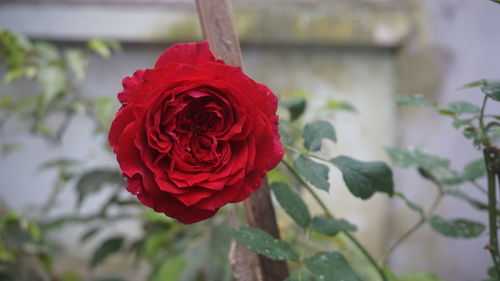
[108, 41, 284, 224]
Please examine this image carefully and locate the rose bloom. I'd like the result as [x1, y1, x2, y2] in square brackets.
[109, 41, 284, 224]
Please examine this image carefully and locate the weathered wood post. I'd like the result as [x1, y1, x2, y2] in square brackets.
[195, 1, 289, 280]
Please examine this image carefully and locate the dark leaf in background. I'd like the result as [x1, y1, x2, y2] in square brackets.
[90, 236, 124, 267]
[302, 120, 337, 151]
[271, 182, 311, 229]
[295, 155, 330, 192]
[331, 156, 394, 199]
[283, 98, 306, 121]
[76, 169, 124, 207]
[79, 227, 101, 244]
[232, 227, 298, 261]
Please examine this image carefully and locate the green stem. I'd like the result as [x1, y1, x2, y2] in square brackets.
[282, 159, 388, 281]
[380, 188, 444, 267]
[470, 180, 488, 195]
[479, 96, 492, 147]
[479, 95, 500, 275]
[281, 159, 332, 217]
[484, 149, 500, 277]
[284, 144, 331, 163]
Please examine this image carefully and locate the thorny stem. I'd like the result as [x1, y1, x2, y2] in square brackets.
[380, 186, 444, 267]
[478, 94, 500, 277]
[281, 158, 389, 281]
[484, 148, 500, 277]
[284, 144, 331, 163]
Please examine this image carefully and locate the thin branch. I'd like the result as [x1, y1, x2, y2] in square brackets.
[282, 158, 388, 281]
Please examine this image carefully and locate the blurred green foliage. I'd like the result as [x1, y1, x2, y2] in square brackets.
[0, 30, 234, 281]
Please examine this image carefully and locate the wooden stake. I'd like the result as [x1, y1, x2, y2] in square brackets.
[195, 1, 289, 280]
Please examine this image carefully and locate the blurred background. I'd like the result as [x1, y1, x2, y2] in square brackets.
[0, 0, 499, 280]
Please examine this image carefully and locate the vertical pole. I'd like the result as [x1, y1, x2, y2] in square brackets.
[195, 1, 289, 280]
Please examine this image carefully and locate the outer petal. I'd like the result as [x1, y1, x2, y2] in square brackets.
[118, 69, 145, 105]
[154, 41, 222, 68]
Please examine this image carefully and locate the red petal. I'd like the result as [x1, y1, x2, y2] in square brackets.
[154, 41, 222, 68]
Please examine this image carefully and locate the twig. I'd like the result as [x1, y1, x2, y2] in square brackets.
[282, 158, 389, 281]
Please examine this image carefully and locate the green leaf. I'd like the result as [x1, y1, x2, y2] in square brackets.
[142, 231, 169, 262]
[149, 255, 186, 281]
[285, 266, 315, 281]
[283, 98, 306, 121]
[295, 155, 330, 192]
[271, 182, 311, 228]
[489, 126, 500, 138]
[417, 168, 441, 186]
[80, 227, 100, 244]
[279, 123, 293, 144]
[396, 95, 433, 107]
[398, 272, 444, 281]
[304, 252, 364, 281]
[64, 49, 88, 80]
[386, 147, 449, 170]
[441, 101, 480, 115]
[1, 143, 21, 156]
[60, 271, 83, 281]
[311, 216, 357, 236]
[34, 42, 60, 61]
[90, 236, 124, 267]
[39, 158, 77, 171]
[446, 189, 491, 212]
[482, 83, 500, 101]
[484, 266, 500, 281]
[331, 156, 394, 199]
[94, 97, 115, 131]
[326, 98, 356, 112]
[462, 158, 486, 181]
[430, 216, 485, 238]
[394, 192, 424, 215]
[302, 120, 337, 151]
[460, 79, 489, 89]
[206, 223, 232, 281]
[4, 67, 25, 84]
[76, 169, 124, 206]
[37, 65, 67, 104]
[232, 226, 298, 261]
[452, 118, 473, 129]
[267, 168, 291, 185]
[88, 39, 111, 58]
